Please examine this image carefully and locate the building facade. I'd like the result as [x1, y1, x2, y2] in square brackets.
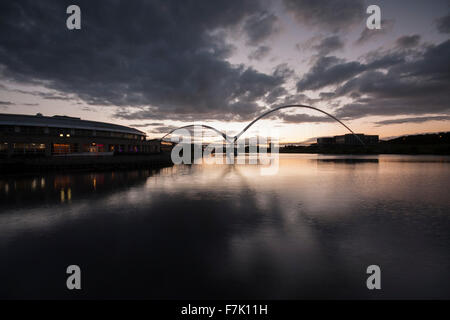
[0, 113, 160, 157]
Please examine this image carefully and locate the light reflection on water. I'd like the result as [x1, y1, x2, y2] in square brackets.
[0, 154, 449, 299]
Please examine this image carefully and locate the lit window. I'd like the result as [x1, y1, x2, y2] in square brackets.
[59, 133, 64, 137]
[66, 134, 70, 137]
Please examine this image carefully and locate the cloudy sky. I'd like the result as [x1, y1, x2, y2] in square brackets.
[0, 0, 449, 142]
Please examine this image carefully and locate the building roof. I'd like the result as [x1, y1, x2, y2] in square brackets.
[0, 113, 145, 136]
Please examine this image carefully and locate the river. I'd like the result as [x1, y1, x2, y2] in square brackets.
[1, 154, 449, 299]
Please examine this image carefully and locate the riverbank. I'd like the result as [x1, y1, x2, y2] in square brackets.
[0, 152, 173, 175]
[281, 132, 450, 155]
[280, 144, 450, 155]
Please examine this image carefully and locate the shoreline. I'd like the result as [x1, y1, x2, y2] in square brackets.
[0, 152, 174, 175]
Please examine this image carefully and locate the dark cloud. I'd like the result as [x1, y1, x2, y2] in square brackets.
[332, 40, 450, 119]
[396, 35, 421, 48]
[283, 0, 365, 32]
[0, 101, 14, 106]
[375, 115, 450, 126]
[297, 56, 366, 91]
[248, 45, 271, 60]
[272, 63, 295, 80]
[0, 0, 287, 122]
[277, 113, 333, 123]
[243, 12, 279, 46]
[312, 35, 344, 55]
[130, 122, 165, 128]
[294, 38, 450, 119]
[436, 13, 450, 33]
[361, 49, 406, 69]
[319, 92, 335, 99]
[272, 92, 318, 108]
[354, 19, 395, 45]
[147, 125, 179, 134]
[7, 88, 78, 101]
[264, 86, 288, 104]
[296, 46, 409, 92]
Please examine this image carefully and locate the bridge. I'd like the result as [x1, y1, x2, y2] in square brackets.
[160, 104, 364, 145]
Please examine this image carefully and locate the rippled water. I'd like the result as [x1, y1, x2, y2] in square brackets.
[1, 154, 449, 299]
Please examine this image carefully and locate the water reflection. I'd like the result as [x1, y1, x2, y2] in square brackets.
[316, 158, 379, 164]
[0, 169, 159, 209]
[0, 155, 449, 299]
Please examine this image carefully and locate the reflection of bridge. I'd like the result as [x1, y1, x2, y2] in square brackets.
[160, 104, 364, 145]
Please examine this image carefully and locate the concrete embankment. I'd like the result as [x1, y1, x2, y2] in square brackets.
[0, 152, 174, 174]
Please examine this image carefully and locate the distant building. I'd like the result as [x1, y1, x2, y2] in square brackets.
[0, 113, 160, 157]
[317, 134, 379, 146]
[317, 137, 334, 145]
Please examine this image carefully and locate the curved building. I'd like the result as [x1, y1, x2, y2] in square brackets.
[0, 113, 160, 157]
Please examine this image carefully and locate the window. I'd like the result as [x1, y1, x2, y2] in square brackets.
[13, 143, 46, 154]
[0, 142, 8, 153]
[53, 143, 71, 154]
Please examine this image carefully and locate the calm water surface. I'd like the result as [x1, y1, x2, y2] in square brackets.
[1, 154, 449, 299]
